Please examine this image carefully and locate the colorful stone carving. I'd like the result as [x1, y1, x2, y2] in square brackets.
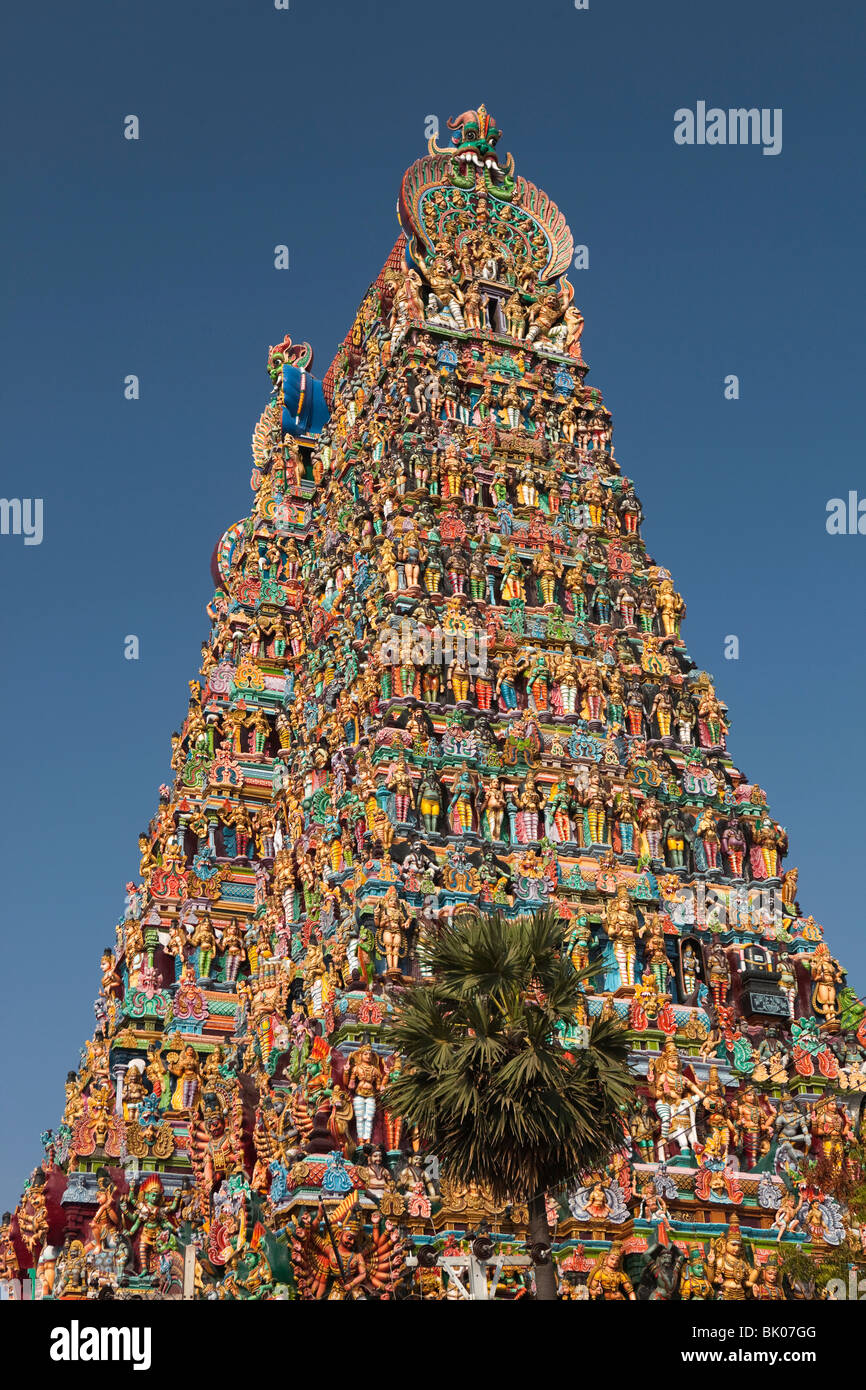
[3, 107, 865, 1302]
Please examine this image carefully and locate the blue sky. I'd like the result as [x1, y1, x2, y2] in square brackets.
[1, 0, 864, 1206]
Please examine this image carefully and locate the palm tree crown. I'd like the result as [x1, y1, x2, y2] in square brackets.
[383, 907, 634, 1207]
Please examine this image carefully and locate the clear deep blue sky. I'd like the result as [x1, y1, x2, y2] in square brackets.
[1, 0, 864, 1206]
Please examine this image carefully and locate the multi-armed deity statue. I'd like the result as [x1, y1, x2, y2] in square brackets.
[4, 106, 864, 1301]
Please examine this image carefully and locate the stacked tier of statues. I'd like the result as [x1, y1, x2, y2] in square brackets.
[4, 107, 864, 1301]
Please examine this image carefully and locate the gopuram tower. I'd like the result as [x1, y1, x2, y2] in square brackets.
[5, 107, 865, 1302]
